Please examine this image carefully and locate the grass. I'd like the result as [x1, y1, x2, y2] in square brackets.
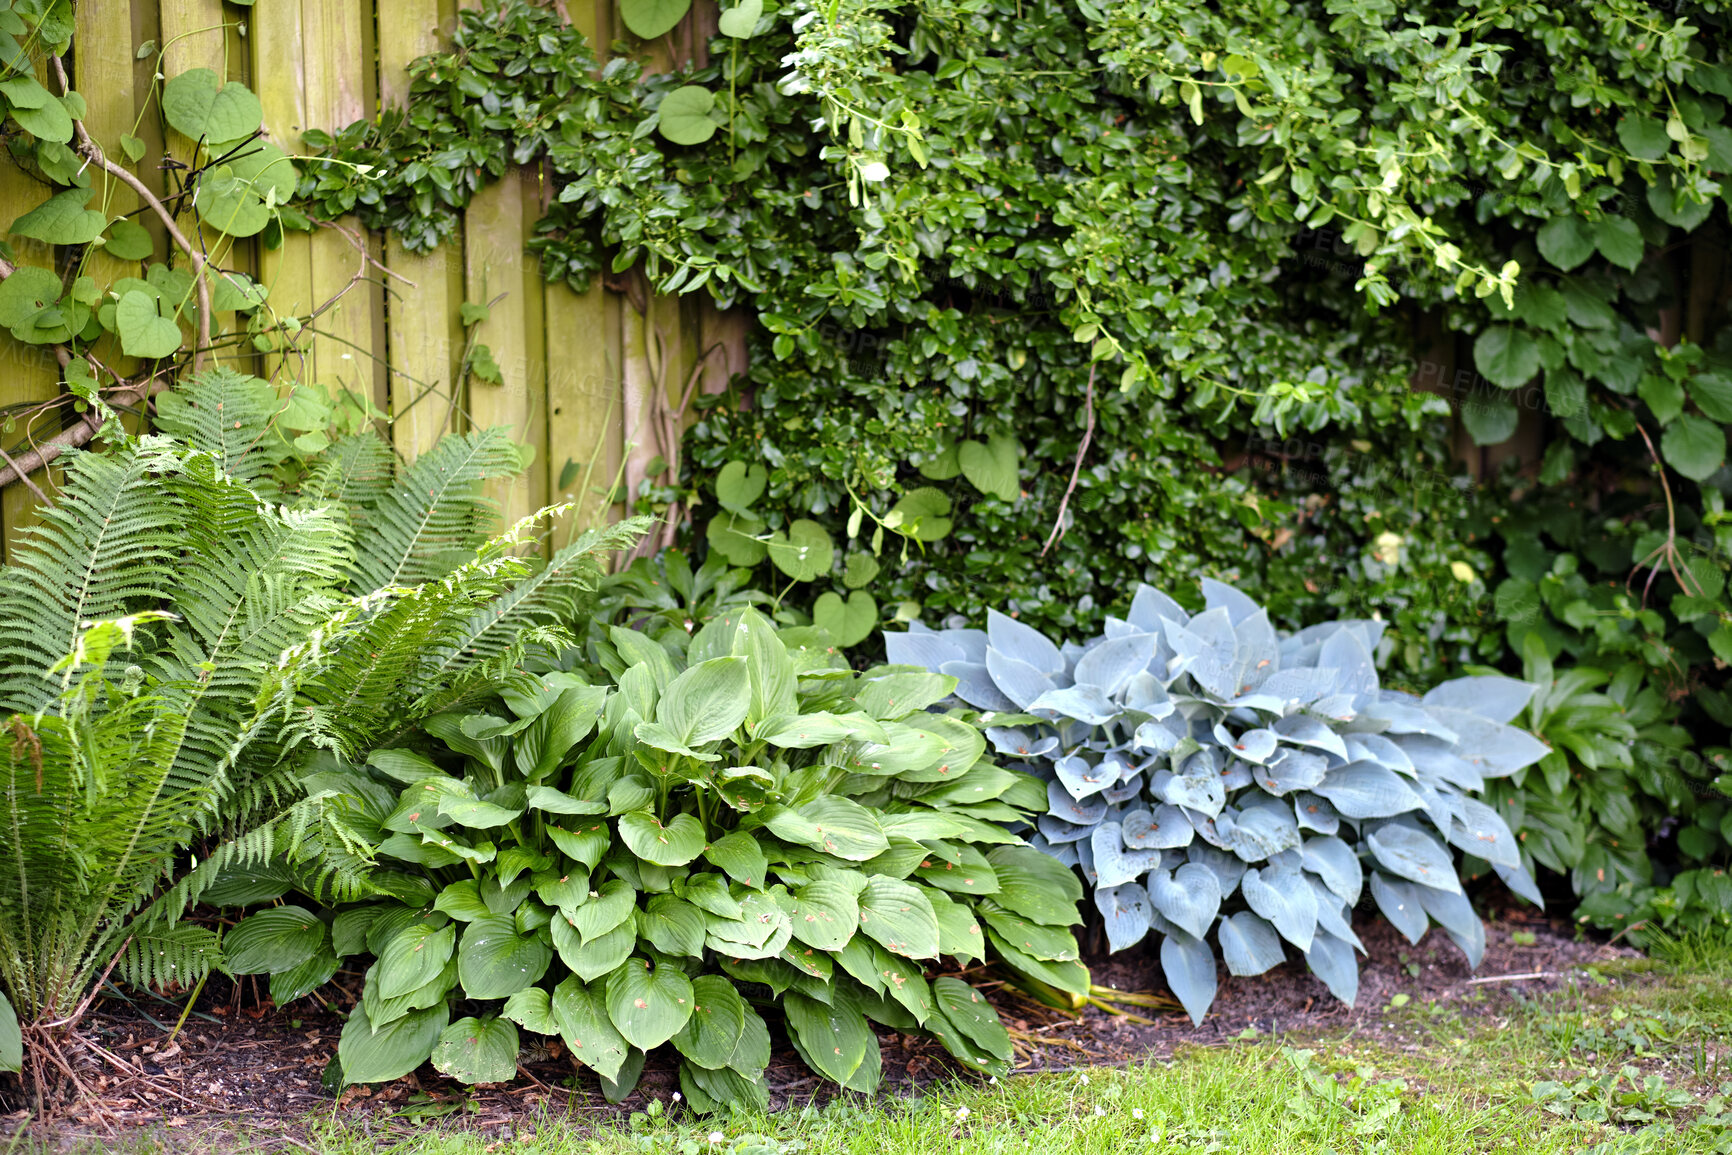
[16, 929, 1732, 1155]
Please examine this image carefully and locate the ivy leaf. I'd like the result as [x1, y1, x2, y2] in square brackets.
[657, 85, 717, 146]
[10, 188, 106, 245]
[1661, 414, 1725, 481]
[162, 68, 264, 145]
[1472, 326, 1539, 389]
[620, 0, 693, 38]
[1689, 372, 1732, 423]
[958, 434, 1021, 501]
[812, 590, 876, 647]
[115, 289, 184, 358]
[1593, 217, 1645, 271]
[717, 0, 763, 37]
[1461, 396, 1518, 446]
[1615, 115, 1671, 161]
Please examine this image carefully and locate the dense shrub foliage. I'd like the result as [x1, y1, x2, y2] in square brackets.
[226, 609, 1087, 1103]
[293, 0, 1732, 933]
[888, 580, 1550, 1022]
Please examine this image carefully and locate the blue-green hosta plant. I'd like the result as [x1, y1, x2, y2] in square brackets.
[225, 608, 1080, 1107]
[886, 580, 1550, 1024]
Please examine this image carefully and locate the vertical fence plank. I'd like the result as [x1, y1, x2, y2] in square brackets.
[0, 164, 64, 561]
[519, 172, 550, 531]
[300, 0, 382, 403]
[252, 0, 315, 391]
[464, 172, 534, 525]
[161, 0, 243, 365]
[378, 0, 460, 459]
[543, 0, 623, 545]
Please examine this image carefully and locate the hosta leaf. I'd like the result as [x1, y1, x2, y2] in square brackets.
[1240, 865, 1317, 951]
[1096, 883, 1153, 951]
[457, 915, 551, 999]
[617, 810, 708, 866]
[1160, 930, 1218, 1026]
[988, 845, 1083, 926]
[225, 906, 325, 974]
[1301, 835, 1364, 906]
[502, 987, 557, 1035]
[1369, 873, 1430, 944]
[546, 820, 610, 870]
[552, 976, 631, 1082]
[607, 958, 696, 1051]
[552, 919, 635, 982]
[1312, 762, 1423, 819]
[705, 830, 768, 888]
[1217, 911, 1285, 976]
[1366, 824, 1462, 894]
[786, 880, 860, 951]
[977, 907, 1079, 961]
[571, 880, 636, 942]
[1304, 932, 1360, 1006]
[784, 991, 872, 1086]
[643, 656, 750, 750]
[432, 1016, 519, 1085]
[671, 975, 746, 1070]
[933, 976, 1013, 1061]
[1148, 863, 1222, 941]
[375, 922, 456, 1000]
[640, 894, 708, 957]
[763, 796, 888, 861]
[338, 1002, 447, 1086]
[856, 876, 940, 959]
[268, 949, 340, 1006]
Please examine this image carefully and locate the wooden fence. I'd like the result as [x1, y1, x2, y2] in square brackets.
[0, 0, 744, 562]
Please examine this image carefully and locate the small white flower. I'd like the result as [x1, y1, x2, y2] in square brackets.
[1079, 1074, 1090, 1085]
[1132, 1108, 1144, 1120]
[708, 1132, 725, 1145]
[1094, 1106, 1105, 1116]
[956, 1106, 970, 1121]
[671, 1092, 682, 1102]
[989, 1076, 999, 1084]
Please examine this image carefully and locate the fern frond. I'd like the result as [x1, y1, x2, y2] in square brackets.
[0, 438, 187, 713]
[422, 516, 649, 686]
[296, 431, 395, 530]
[346, 426, 529, 593]
[150, 368, 286, 492]
[116, 924, 224, 992]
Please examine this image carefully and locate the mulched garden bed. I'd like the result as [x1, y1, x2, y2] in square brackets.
[1, 902, 1639, 1148]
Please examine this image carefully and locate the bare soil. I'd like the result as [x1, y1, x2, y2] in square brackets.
[0, 902, 1638, 1147]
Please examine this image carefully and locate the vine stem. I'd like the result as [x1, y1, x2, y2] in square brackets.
[1627, 412, 1704, 602]
[1040, 362, 1095, 556]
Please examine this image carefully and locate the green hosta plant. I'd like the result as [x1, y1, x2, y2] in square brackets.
[227, 609, 1079, 1106]
[887, 580, 1550, 1024]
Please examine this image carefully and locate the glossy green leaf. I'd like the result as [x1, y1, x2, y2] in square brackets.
[457, 915, 551, 999]
[432, 1016, 519, 1084]
[606, 958, 696, 1050]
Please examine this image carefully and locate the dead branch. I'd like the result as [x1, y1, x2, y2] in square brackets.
[1041, 362, 1096, 556]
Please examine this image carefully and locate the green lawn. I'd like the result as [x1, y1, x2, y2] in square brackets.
[26, 932, 1732, 1155]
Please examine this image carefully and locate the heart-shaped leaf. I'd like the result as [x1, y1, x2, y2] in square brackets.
[1122, 805, 1194, 849]
[671, 974, 747, 1069]
[225, 906, 325, 974]
[715, 459, 766, 511]
[375, 922, 456, 999]
[432, 1016, 519, 1085]
[162, 68, 263, 145]
[717, 0, 763, 37]
[11, 188, 106, 245]
[658, 85, 718, 146]
[621, 0, 693, 37]
[856, 876, 940, 959]
[767, 517, 834, 580]
[1535, 216, 1595, 271]
[1095, 882, 1152, 951]
[958, 434, 1021, 501]
[1148, 863, 1222, 940]
[618, 810, 708, 866]
[1160, 930, 1217, 1026]
[1365, 824, 1461, 894]
[457, 915, 551, 999]
[1218, 911, 1285, 976]
[1240, 864, 1318, 951]
[552, 976, 632, 1081]
[813, 590, 876, 647]
[1472, 325, 1539, 389]
[606, 958, 696, 1050]
[338, 1002, 447, 1085]
[1662, 413, 1725, 481]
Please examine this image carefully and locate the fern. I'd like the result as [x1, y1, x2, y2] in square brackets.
[346, 426, 529, 593]
[297, 431, 395, 533]
[423, 516, 652, 685]
[116, 925, 223, 993]
[150, 367, 286, 492]
[0, 438, 187, 713]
